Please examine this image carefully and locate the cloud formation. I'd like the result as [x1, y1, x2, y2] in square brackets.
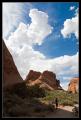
[4, 8, 79, 90]
[4, 8, 53, 79]
[2, 3, 23, 39]
[28, 9, 53, 45]
[69, 6, 75, 11]
[61, 8, 79, 39]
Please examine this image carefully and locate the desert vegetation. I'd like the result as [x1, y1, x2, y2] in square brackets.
[3, 82, 53, 117]
[3, 82, 79, 117]
[40, 90, 79, 106]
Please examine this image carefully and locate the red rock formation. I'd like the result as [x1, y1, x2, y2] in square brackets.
[68, 77, 79, 93]
[25, 70, 63, 90]
[38, 71, 62, 90]
[3, 40, 23, 87]
[25, 70, 41, 82]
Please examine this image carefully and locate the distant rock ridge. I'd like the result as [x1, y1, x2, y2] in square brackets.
[25, 70, 63, 90]
[68, 77, 79, 93]
[3, 40, 23, 87]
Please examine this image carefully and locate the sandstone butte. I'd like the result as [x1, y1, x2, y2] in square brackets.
[3, 40, 23, 87]
[68, 77, 79, 93]
[25, 70, 63, 90]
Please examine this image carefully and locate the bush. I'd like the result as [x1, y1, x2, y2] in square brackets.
[28, 84, 46, 98]
[10, 82, 28, 98]
[61, 100, 74, 106]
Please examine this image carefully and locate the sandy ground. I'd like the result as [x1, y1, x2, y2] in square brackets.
[45, 106, 79, 118]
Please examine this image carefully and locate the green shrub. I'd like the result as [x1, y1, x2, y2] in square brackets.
[10, 82, 28, 98]
[28, 84, 46, 98]
[61, 100, 74, 106]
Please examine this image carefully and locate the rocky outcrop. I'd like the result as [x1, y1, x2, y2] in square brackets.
[38, 71, 62, 90]
[68, 77, 79, 93]
[3, 40, 23, 87]
[25, 70, 41, 82]
[25, 70, 63, 90]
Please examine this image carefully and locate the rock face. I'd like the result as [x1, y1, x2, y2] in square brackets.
[25, 70, 62, 90]
[26, 70, 41, 81]
[68, 77, 79, 93]
[3, 40, 23, 87]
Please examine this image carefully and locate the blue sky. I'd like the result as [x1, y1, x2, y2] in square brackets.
[3, 2, 79, 90]
[33, 2, 79, 58]
[16, 2, 79, 58]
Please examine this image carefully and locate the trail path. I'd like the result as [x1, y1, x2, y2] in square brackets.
[45, 106, 79, 118]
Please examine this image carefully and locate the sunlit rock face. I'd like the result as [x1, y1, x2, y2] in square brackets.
[25, 70, 63, 90]
[68, 77, 79, 93]
[25, 70, 41, 81]
[3, 40, 23, 87]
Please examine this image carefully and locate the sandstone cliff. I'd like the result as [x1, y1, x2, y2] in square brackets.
[68, 77, 79, 93]
[25, 70, 63, 90]
[3, 40, 23, 87]
[25, 70, 41, 81]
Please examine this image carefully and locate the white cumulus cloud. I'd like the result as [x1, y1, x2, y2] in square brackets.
[28, 9, 53, 45]
[61, 8, 79, 39]
[69, 6, 75, 11]
[2, 3, 23, 39]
